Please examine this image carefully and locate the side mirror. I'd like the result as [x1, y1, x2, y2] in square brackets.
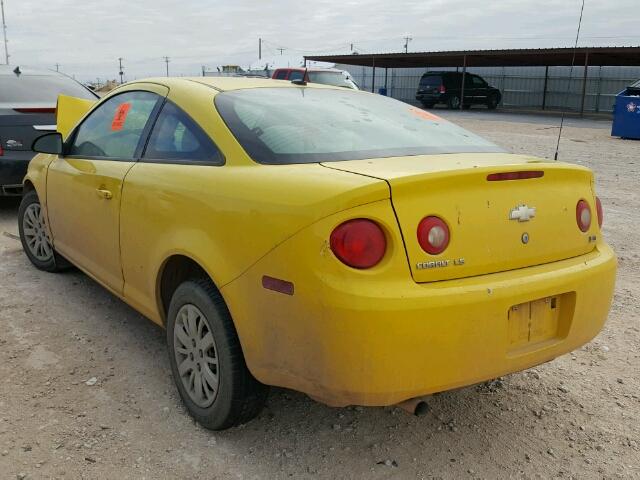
[32, 132, 63, 155]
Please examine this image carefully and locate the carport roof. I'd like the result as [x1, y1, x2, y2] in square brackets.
[304, 47, 640, 68]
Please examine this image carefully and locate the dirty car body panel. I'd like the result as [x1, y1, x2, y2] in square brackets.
[23, 77, 616, 409]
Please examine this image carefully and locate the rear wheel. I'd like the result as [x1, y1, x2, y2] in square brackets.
[487, 94, 499, 110]
[166, 278, 268, 430]
[447, 95, 461, 110]
[18, 190, 69, 272]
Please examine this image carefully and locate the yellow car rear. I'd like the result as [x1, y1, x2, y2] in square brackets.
[20, 77, 616, 429]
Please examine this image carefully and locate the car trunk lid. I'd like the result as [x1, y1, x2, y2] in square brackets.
[322, 153, 598, 282]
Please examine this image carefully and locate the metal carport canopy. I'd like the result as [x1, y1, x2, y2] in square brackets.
[304, 47, 640, 68]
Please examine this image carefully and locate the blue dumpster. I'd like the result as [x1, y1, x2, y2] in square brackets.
[611, 79, 640, 139]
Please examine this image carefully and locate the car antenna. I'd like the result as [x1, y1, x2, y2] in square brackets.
[554, 0, 585, 161]
[291, 67, 308, 86]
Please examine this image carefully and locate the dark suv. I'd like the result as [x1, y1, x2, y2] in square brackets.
[416, 71, 501, 110]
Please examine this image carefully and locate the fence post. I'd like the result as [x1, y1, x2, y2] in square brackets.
[580, 50, 589, 115]
[542, 66, 549, 110]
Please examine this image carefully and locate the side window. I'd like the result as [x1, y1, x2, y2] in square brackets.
[288, 70, 304, 81]
[142, 101, 224, 165]
[68, 91, 160, 159]
[472, 76, 486, 87]
[274, 70, 288, 80]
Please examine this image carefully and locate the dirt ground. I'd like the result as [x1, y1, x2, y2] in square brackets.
[0, 111, 638, 480]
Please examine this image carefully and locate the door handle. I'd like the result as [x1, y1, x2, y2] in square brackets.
[96, 188, 113, 200]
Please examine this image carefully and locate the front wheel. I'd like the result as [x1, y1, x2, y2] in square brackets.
[167, 278, 268, 430]
[18, 190, 69, 272]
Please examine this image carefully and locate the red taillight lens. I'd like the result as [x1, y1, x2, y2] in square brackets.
[417, 216, 450, 255]
[438, 85, 446, 93]
[596, 196, 603, 229]
[330, 219, 386, 269]
[576, 200, 591, 232]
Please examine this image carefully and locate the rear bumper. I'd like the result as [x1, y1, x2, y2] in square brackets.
[225, 239, 617, 407]
[0, 150, 33, 195]
[415, 93, 443, 103]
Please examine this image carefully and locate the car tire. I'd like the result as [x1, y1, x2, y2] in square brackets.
[487, 94, 499, 110]
[447, 95, 461, 109]
[166, 278, 269, 430]
[18, 189, 70, 272]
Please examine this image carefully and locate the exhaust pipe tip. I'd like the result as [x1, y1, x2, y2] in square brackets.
[413, 400, 430, 417]
[396, 397, 430, 417]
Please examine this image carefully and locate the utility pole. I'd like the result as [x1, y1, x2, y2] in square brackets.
[55, 63, 60, 72]
[277, 47, 285, 55]
[163, 56, 170, 77]
[201, 65, 206, 77]
[1, 0, 9, 65]
[403, 36, 412, 53]
[350, 43, 353, 52]
[258, 37, 262, 60]
[118, 57, 124, 84]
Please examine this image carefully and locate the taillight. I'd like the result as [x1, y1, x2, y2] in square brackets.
[438, 85, 446, 94]
[330, 219, 386, 269]
[417, 216, 450, 255]
[0, 143, 3, 156]
[596, 196, 603, 228]
[576, 200, 591, 232]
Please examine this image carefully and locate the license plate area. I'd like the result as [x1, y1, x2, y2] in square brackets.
[507, 293, 573, 354]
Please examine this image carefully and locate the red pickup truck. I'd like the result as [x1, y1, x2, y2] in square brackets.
[271, 68, 358, 89]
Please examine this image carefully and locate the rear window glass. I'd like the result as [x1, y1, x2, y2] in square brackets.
[419, 75, 442, 87]
[307, 71, 354, 88]
[215, 87, 502, 165]
[0, 74, 97, 104]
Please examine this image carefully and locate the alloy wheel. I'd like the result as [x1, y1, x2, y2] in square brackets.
[173, 304, 220, 408]
[22, 203, 53, 262]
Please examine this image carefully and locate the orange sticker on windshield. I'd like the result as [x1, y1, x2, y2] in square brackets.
[408, 107, 442, 121]
[111, 102, 131, 131]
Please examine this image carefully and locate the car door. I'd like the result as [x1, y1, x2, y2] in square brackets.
[119, 99, 224, 321]
[46, 85, 167, 294]
[471, 75, 488, 104]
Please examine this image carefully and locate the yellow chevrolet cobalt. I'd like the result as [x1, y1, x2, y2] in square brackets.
[20, 78, 616, 430]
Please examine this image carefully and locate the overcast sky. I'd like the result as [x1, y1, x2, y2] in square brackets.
[3, 0, 639, 82]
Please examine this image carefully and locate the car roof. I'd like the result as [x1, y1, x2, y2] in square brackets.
[132, 76, 347, 92]
[275, 67, 343, 73]
[0, 65, 62, 77]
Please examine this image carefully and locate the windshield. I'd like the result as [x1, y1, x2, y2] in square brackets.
[0, 74, 96, 104]
[307, 71, 357, 89]
[215, 87, 502, 165]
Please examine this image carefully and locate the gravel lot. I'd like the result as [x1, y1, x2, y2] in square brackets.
[0, 111, 638, 479]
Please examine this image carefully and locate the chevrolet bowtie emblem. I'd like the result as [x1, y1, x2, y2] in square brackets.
[509, 204, 536, 222]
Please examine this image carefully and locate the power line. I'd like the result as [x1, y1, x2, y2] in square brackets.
[163, 56, 170, 77]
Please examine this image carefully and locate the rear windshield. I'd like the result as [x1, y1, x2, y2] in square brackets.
[214, 87, 502, 165]
[0, 74, 96, 104]
[420, 75, 443, 87]
[307, 71, 356, 89]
